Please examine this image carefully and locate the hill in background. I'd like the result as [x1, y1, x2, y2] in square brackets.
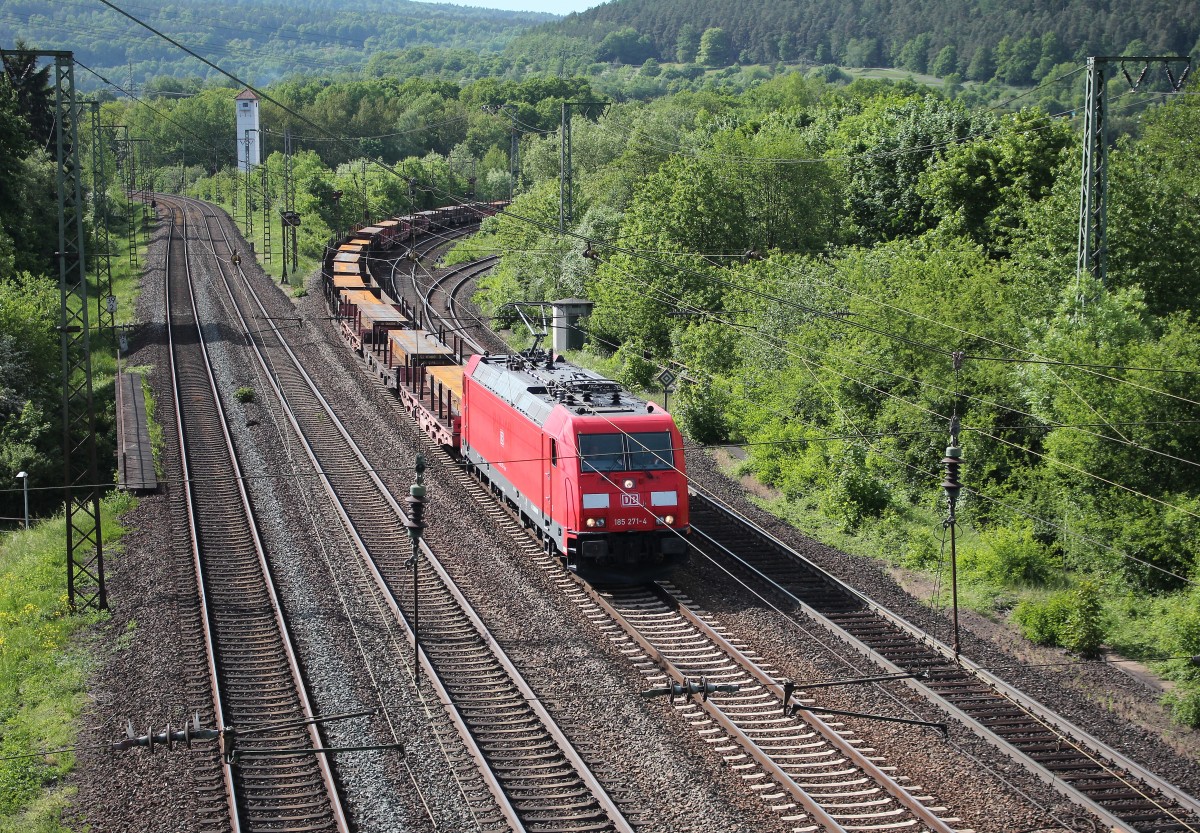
[3, 0, 555, 90]
[515, 0, 1198, 84]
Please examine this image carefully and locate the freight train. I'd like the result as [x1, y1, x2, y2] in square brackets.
[322, 203, 690, 580]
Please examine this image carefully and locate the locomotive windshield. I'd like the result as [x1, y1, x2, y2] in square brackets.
[627, 432, 674, 471]
[579, 433, 625, 472]
[579, 432, 675, 473]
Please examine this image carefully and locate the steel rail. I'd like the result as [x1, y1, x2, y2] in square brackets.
[657, 583, 958, 833]
[162, 205, 240, 833]
[579, 581, 959, 833]
[161, 196, 349, 832]
[689, 489, 1200, 833]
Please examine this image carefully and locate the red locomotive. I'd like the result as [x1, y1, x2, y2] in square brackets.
[461, 351, 689, 579]
[324, 200, 688, 580]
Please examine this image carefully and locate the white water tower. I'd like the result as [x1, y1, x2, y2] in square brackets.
[235, 89, 260, 171]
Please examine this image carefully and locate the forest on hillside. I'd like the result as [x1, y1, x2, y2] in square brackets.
[2, 0, 551, 90]
[535, 0, 1199, 74]
[6, 0, 1197, 95]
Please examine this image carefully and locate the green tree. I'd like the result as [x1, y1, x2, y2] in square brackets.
[1107, 96, 1200, 318]
[1, 43, 53, 152]
[778, 33, 799, 62]
[897, 33, 933, 74]
[676, 24, 701, 63]
[832, 94, 981, 243]
[0, 272, 61, 519]
[930, 44, 959, 77]
[995, 35, 1040, 85]
[843, 37, 881, 68]
[597, 27, 656, 64]
[966, 45, 995, 81]
[919, 107, 1075, 254]
[698, 28, 734, 67]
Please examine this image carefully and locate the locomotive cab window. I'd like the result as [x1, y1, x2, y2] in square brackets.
[579, 432, 675, 473]
[579, 433, 625, 472]
[627, 432, 674, 471]
[550, 438, 557, 467]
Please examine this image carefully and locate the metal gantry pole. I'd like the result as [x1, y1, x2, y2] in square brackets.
[1076, 57, 1108, 293]
[559, 102, 571, 233]
[942, 419, 963, 659]
[49, 52, 106, 611]
[261, 159, 271, 263]
[243, 129, 257, 245]
[1076, 55, 1192, 298]
[510, 125, 520, 200]
[88, 102, 115, 333]
[558, 101, 609, 233]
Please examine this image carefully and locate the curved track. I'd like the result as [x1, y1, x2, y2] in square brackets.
[161, 198, 348, 833]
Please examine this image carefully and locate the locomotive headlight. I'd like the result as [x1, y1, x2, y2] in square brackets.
[585, 517, 605, 528]
[664, 514, 675, 525]
[623, 478, 635, 489]
[586, 517, 596, 528]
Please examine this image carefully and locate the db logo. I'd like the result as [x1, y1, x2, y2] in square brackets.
[621, 493, 641, 507]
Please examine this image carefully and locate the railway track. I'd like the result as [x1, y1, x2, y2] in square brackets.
[393, 379, 967, 832]
[161, 199, 349, 832]
[384, 258, 964, 832]
[180, 196, 636, 833]
[594, 581, 962, 832]
[688, 491, 1200, 833]
[401, 222, 1200, 833]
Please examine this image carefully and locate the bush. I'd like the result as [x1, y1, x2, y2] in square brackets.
[1061, 579, 1105, 657]
[676, 382, 729, 445]
[614, 344, 657, 391]
[810, 64, 850, 84]
[819, 446, 891, 531]
[1164, 685, 1200, 728]
[234, 386, 255, 403]
[1013, 591, 1073, 645]
[968, 525, 1055, 587]
[1012, 579, 1105, 657]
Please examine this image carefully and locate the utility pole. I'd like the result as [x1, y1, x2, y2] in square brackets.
[261, 160, 271, 264]
[482, 104, 523, 200]
[243, 129, 255, 243]
[1077, 56, 1191, 295]
[559, 102, 571, 233]
[110, 126, 137, 269]
[941, 350, 964, 659]
[86, 102, 115, 333]
[559, 101, 609, 233]
[1, 50, 109, 610]
[509, 127, 520, 200]
[282, 127, 292, 282]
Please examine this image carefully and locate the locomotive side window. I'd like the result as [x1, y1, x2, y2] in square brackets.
[550, 438, 558, 467]
[627, 432, 674, 471]
[579, 433, 625, 472]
